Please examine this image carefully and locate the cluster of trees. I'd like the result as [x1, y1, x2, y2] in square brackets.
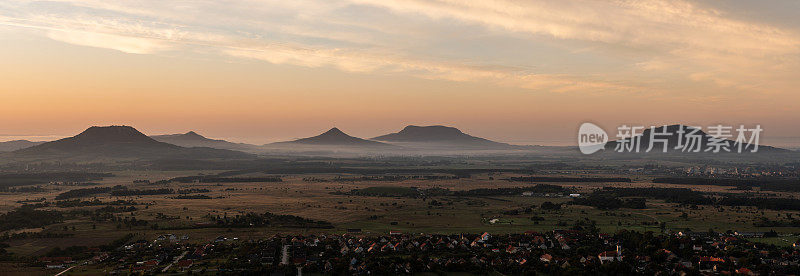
[753, 217, 800, 227]
[90, 205, 138, 222]
[207, 212, 333, 229]
[340, 186, 420, 197]
[654, 177, 750, 186]
[600, 187, 712, 205]
[199, 177, 283, 183]
[718, 196, 800, 211]
[173, 194, 212, 199]
[95, 205, 137, 213]
[111, 188, 173, 196]
[540, 201, 563, 210]
[654, 177, 800, 192]
[170, 176, 282, 183]
[55, 199, 111, 207]
[116, 217, 149, 228]
[506, 176, 631, 183]
[331, 175, 456, 182]
[441, 186, 562, 197]
[41, 233, 135, 261]
[342, 184, 571, 198]
[502, 202, 561, 215]
[177, 188, 210, 194]
[55, 185, 127, 200]
[575, 187, 800, 212]
[0, 172, 112, 195]
[0, 206, 63, 231]
[572, 187, 711, 210]
[572, 193, 646, 209]
[0, 186, 46, 193]
[0, 232, 73, 241]
[23, 199, 136, 208]
[572, 187, 710, 209]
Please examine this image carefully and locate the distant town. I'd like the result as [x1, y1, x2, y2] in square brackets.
[32, 228, 800, 275]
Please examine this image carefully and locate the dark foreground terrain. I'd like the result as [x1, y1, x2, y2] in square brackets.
[0, 153, 799, 275]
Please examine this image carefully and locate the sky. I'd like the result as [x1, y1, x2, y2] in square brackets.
[1, 0, 799, 147]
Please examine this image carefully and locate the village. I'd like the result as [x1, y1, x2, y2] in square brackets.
[38, 228, 800, 275]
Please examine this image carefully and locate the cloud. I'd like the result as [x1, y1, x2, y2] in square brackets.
[0, 0, 798, 96]
[223, 44, 633, 93]
[345, 0, 800, 94]
[348, 0, 799, 55]
[46, 29, 170, 54]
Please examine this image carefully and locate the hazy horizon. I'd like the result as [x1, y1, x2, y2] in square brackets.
[3, 125, 800, 149]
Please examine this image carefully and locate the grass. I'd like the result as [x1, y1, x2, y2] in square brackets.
[1, 170, 799, 257]
[350, 186, 420, 197]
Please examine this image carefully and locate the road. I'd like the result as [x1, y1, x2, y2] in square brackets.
[161, 250, 189, 273]
[280, 245, 289, 265]
[55, 264, 78, 276]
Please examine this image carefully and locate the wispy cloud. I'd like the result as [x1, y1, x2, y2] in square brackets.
[0, 0, 798, 95]
[349, 0, 798, 54]
[45, 30, 168, 54]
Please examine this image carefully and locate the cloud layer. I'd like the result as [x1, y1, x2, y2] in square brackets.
[1, 0, 798, 95]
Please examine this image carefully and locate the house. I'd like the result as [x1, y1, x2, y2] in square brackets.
[678, 231, 709, 238]
[480, 232, 491, 242]
[735, 232, 765, 238]
[506, 245, 517, 253]
[540, 254, 553, 263]
[736, 267, 755, 276]
[177, 260, 193, 270]
[698, 256, 725, 272]
[659, 249, 678, 261]
[46, 263, 66, 269]
[598, 245, 623, 264]
[40, 256, 74, 268]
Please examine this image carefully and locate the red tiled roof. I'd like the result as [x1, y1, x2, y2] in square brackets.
[598, 251, 619, 257]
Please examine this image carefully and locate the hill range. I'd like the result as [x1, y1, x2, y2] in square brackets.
[266, 127, 397, 150]
[151, 131, 258, 152]
[0, 140, 44, 152]
[0, 124, 793, 161]
[372, 125, 519, 150]
[9, 126, 251, 160]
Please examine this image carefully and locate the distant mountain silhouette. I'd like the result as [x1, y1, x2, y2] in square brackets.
[0, 140, 44, 152]
[604, 124, 784, 153]
[274, 128, 395, 148]
[13, 126, 250, 159]
[372, 125, 517, 149]
[151, 131, 256, 151]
